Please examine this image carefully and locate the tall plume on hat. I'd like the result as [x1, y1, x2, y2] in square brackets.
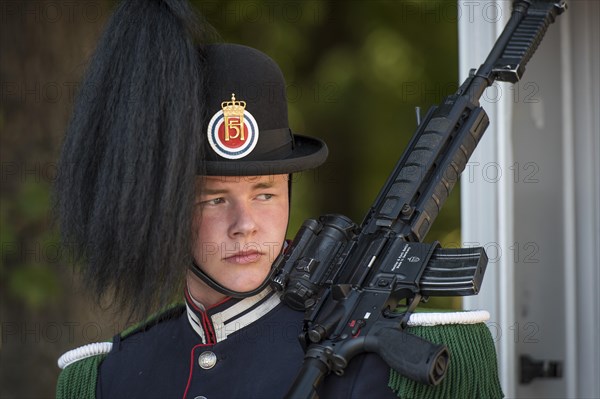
[54, 0, 214, 320]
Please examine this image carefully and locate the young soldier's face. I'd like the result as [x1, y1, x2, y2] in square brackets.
[189, 174, 289, 305]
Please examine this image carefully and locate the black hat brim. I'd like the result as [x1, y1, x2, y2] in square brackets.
[204, 133, 327, 176]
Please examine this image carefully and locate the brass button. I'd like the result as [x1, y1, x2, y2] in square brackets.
[198, 351, 217, 369]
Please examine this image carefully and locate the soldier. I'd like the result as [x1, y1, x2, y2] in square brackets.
[55, 0, 397, 397]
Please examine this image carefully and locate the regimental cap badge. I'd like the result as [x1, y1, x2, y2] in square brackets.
[207, 93, 259, 160]
[221, 94, 246, 140]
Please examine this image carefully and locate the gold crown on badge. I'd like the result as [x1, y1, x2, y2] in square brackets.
[221, 93, 246, 117]
[221, 93, 247, 141]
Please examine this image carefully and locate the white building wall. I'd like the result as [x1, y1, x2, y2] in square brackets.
[459, 1, 599, 398]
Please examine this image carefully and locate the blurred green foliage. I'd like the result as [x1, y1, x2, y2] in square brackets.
[1, 178, 62, 309]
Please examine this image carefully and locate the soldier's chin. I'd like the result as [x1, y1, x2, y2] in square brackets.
[232, 277, 266, 293]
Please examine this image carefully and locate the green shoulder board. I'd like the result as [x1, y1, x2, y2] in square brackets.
[388, 310, 504, 399]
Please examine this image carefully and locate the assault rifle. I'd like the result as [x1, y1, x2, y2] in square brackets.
[271, 1, 566, 398]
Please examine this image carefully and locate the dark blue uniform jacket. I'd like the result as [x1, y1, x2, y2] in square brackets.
[97, 287, 398, 399]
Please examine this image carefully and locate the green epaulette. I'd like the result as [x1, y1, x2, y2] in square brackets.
[388, 310, 504, 399]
